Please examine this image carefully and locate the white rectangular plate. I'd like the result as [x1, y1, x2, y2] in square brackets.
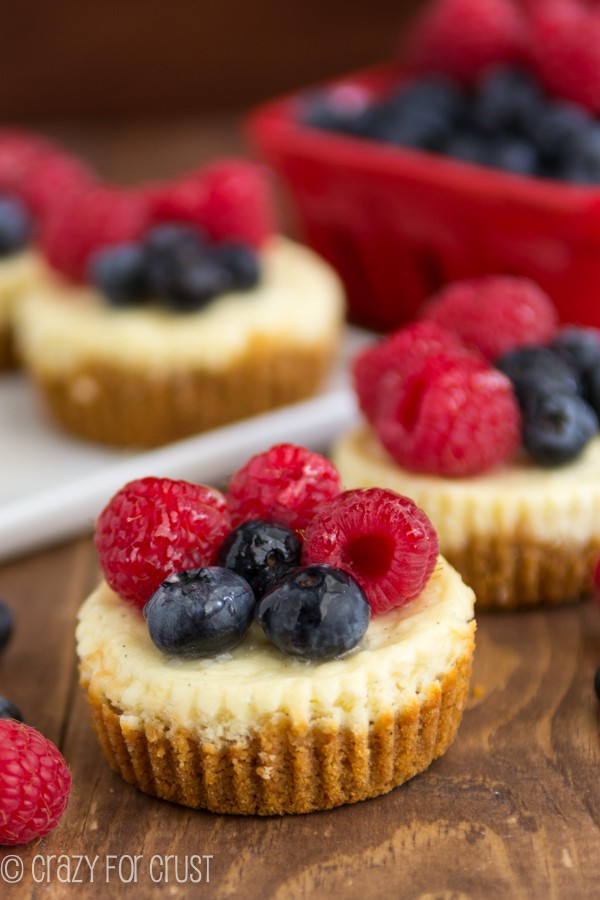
[0, 327, 374, 562]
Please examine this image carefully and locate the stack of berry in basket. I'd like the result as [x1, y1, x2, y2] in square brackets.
[332, 275, 600, 609]
[0, 130, 91, 368]
[14, 159, 345, 448]
[248, 0, 600, 331]
[76, 443, 476, 815]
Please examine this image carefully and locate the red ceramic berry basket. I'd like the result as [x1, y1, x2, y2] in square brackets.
[247, 62, 600, 333]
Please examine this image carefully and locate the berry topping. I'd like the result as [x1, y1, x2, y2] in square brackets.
[406, 0, 526, 85]
[550, 327, 600, 406]
[0, 598, 14, 653]
[226, 443, 342, 532]
[255, 564, 370, 660]
[0, 698, 23, 721]
[0, 195, 33, 257]
[302, 488, 439, 614]
[42, 184, 150, 281]
[495, 345, 580, 410]
[216, 520, 302, 599]
[144, 567, 255, 658]
[87, 242, 147, 306]
[22, 150, 93, 222]
[214, 242, 261, 291]
[95, 477, 231, 610]
[420, 276, 559, 362]
[150, 159, 274, 249]
[521, 393, 598, 467]
[375, 354, 521, 477]
[352, 320, 468, 423]
[0, 720, 71, 845]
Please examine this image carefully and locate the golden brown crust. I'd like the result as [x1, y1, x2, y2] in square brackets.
[80, 635, 475, 815]
[444, 535, 600, 610]
[26, 336, 338, 448]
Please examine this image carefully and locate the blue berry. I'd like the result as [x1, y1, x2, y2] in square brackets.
[532, 102, 592, 160]
[0, 697, 23, 721]
[0, 599, 14, 653]
[473, 66, 542, 136]
[214, 243, 261, 291]
[88, 242, 147, 306]
[216, 520, 301, 599]
[496, 346, 580, 410]
[0, 195, 32, 257]
[551, 327, 600, 381]
[522, 393, 598, 466]
[143, 223, 206, 296]
[443, 132, 490, 165]
[486, 137, 538, 176]
[164, 256, 233, 311]
[255, 564, 370, 661]
[144, 568, 255, 658]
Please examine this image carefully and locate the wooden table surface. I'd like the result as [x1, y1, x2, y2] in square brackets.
[1, 118, 600, 900]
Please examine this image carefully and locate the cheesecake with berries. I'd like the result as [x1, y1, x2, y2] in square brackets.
[76, 444, 475, 815]
[333, 277, 600, 609]
[0, 131, 91, 369]
[16, 161, 344, 447]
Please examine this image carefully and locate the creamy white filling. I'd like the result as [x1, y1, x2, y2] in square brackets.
[333, 426, 600, 549]
[0, 250, 43, 325]
[76, 559, 475, 743]
[16, 238, 344, 371]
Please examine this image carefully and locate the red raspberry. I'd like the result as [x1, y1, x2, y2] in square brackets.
[95, 477, 231, 610]
[0, 720, 71, 846]
[22, 151, 94, 223]
[406, 0, 526, 85]
[0, 130, 51, 197]
[302, 488, 439, 613]
[420, 276, 559, 362]
[527, 1, 600, 115]
[375, 353, 521, 477]
[150, 159, 274, 248]
[226, 443, 342, 533]
[353, 321, 470, 423]
[42, 183, 150, 281]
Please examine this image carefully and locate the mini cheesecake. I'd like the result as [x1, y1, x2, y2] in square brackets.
[15, 238, 344, 447]
[333, 426, 600, 609]
[76, 555, 475, 815]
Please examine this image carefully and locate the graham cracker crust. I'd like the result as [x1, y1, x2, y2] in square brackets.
[27, 337, 338, 448]
[80, 638, 475, 816]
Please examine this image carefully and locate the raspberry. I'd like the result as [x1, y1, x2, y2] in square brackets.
[528, 1, 600, 115]
[0, 130, 51, 197]
[150, 159, 274, 248]
[375, 353, 522, 477]
[0, 720, 71, 846]
[22, 151, 93, 223]
[420, 276, 559, 362]
[353, 321, 470, 423]
[226, 443, 342, 533]
[406, 0, 526, 85]
[302, 488, 439, 613]
[95, 477, 231, 609]
[42, 184, 150, 281]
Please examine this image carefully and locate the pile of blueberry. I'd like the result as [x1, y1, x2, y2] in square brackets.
[144, 520, 370, 662]
[88, 223, 261, 312]
[495, 327, 600, 466]
[0, 597, 23, 721]
[300, 66, 600, 183]
[0, 195, 33, 257]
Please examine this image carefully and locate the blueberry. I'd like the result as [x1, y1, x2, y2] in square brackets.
[299, 87, 378, 137]
[531, 102, 592, 160]
[550, 327, 600, 403]
[522, 393, 598, 466]
[255, 564, 370, 661]
[389, 76, 466, 122]
[217, 520, 302, 599]
[472, 66, 542, 135]
[163, 256, 233, 311]
[372, 106, 453, 150]
[0, 598, 14, 653]
[496, 346, 580, 410]
[143, 223, 206, 297]
[144, 567, 255, 658]
[214, 242, 261, 290]
[443, 131, 490, 165]
[486, 137, 538, 176]
[0, 195, 32, 257]
[87, 242, 147, 305]
[587, 366, 600, 420]
[0, 697, 23, 721]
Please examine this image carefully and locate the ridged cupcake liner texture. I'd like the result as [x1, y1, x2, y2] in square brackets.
[80, 642, 474, 816]
[25, 338, 337, 448]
